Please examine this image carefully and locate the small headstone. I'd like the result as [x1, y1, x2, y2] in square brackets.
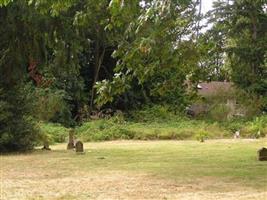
[258, 147, 267, 161]
[42, 141, 51, 150]
[75, 141, 84, 153]
[234, 130, 240, 139]
[256, 130, 261, 138]
[67, 129, 75, 150]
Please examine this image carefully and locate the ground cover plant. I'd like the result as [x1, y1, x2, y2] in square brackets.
[72, 108, 267, 143]
[38, 111, 267, 144]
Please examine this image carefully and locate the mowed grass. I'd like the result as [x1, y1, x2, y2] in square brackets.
[1, 139, 267, 200]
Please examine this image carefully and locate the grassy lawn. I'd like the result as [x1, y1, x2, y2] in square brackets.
[1, 139, 267, 200]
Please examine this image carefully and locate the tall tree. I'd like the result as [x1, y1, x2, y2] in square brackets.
[197, 0, 230, 81]
[0, 0, 46, 151]
[225, 0, 267, 97]
[204, 0, 267, 109]
[95, 0, 200, 110]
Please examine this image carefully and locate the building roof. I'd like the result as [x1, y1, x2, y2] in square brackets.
[198, 81, 234, 97]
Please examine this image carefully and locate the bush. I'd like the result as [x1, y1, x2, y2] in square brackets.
[76, 114, 231, 142]
[241, 115, 267, 138]
[195, 130, 209, 142]
[201, 87, 263, 121]
[208, 104, 231, 122]
[128, 105, 183, 122]
[39, 123, 70, 144]
[39, 109, 266, 143]
[32, 88, 74, 127]
[76, 118, 138, 141]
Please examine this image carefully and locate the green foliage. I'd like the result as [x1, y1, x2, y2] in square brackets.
[31, 88, 67, 122]
[241, 115, 267, 138]
[95, 0, 199, 109]
[0, 86, 39, 152]
[208, 104, 231, 121]
[22, 107, 267, 145]
[221, 115, 267, 138]
[76, 112, 231, 142]
[76, 114, 267, 142]
[208, 0, 267, 110]
[199, 87, 264, 121]
[195, 130, 209, 142]
[0, 0, 12, 7]
[128, 105, 181, 123]
[226, 0, 267, 95]
[1, 0, 266, 151]
[39, 122, 69, 143]
[28, 0, 77, 16]
[76, 119, 137, 141]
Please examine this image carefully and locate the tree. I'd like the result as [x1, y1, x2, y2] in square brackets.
[73, 0, 115, 112]
[0, 0, 12, 6]
[0, 0, 82, 150]
[203, 0, 267, 110]
[225, 0, 267, 99]
[0, 85, 39, 152]
[0, 1, 48, 151]
[197, 0, 230, 81]
[95, 0, 200, 110]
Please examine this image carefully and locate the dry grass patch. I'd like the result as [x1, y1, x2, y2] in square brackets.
[1, 139, 267, 200]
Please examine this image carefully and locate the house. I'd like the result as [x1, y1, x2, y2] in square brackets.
[186, 81, 244, 118]
[197, 81, 234, 97]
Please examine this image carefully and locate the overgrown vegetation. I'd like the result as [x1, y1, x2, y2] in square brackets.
[38, 106, 266, 143]
[39, 123, 70, 144]
[75, 113, 266, 142]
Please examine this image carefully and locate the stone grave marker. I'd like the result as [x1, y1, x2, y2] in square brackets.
[67, 129, 75, 150]
[75, 141, 84, 153]
[234, 130, 240, 139]
[258, 147, 267, 161]
[42, 141, 51, 150]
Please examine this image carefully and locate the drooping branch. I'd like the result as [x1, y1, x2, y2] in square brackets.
[28, 57, 52, 87]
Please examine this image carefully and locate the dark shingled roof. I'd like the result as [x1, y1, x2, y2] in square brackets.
[198, 81, 234, 97]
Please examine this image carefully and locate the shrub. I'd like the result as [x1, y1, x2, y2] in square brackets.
[209, 104, 231, 122]
[195, 130, 209, 142]
[32, 88, 74, 127]
[75, 115, 232, 142]
[73, 111, 266, 142]
[241, 115, 267, 138]
[201, 87, 263, 121]
[39, 123, 70, 144]
[128, 105, 182, 122]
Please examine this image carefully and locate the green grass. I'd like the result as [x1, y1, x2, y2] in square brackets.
[66, 139, 267, 187]
[2, 139, 267, 199]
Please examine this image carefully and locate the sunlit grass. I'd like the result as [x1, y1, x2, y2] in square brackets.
[2, 139, 267, 199]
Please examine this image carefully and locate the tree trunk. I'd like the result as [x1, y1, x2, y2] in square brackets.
[196, 0, 202, 38]
[251, 15, 257, 75]
[89, 41, 106, 112]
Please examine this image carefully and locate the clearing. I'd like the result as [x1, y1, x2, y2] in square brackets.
[1, 139, 267, 200]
